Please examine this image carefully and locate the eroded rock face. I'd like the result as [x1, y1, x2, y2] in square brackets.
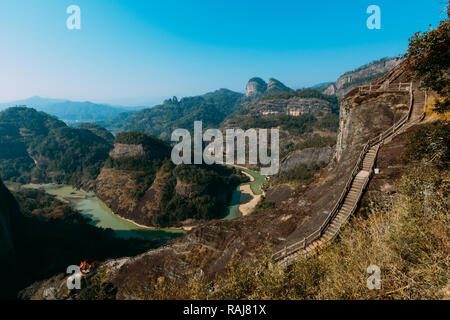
[24, 64, 420, 300]
[280, 146, 334, 173]
[335, 91, 410, 164]
[109, 143, 145, 159]
[254, 97, 334, 116]
[94, 167, 173, 226]
[335, 59, 400, 91]
[245, 77, 267, 97]
[245, 77, 292, 98]
[318, 58, 401, 98]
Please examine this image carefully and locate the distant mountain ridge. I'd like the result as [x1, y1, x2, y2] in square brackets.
[0, 96, 145, 123]
[314, 57, 401, 97]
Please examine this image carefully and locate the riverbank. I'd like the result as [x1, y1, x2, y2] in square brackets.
[223, 165, 267, 219]
[19, 183, 184, 240]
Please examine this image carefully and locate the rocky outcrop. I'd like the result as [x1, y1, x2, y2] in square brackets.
[245, 77, 291, 97]
[94, 167, 173, 226]
[245, 77, 267, 97]
[109, 143, 145, 159]
[280, 146, 334, 173]
[335, 58, 399, 91]
[335, 88, 410, 164]
[250, 97, 334, 116]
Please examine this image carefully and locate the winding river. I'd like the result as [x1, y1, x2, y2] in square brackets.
[21, 166, 266, 239]
[223, 167, 266, 220]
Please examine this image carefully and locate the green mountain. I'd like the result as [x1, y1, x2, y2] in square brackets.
[98, 88, 244, 139]
[0, 107, 113, 186]
[76, 123, 115, 144]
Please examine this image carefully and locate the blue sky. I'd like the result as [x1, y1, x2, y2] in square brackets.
[0, 0, 446, 105]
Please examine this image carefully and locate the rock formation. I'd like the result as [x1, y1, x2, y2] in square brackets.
[109, 143, 145, 159]
[245, 77, 267, 97]
[280, 146, 334, 173]
[319, 58, 401, 98]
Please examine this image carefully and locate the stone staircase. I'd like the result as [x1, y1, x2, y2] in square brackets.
[274, 145, 376, 267]
[273, 81, 427, 267]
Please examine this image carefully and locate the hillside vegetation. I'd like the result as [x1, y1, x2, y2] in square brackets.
[99, 89, 244, 139]
[98, 131, 248, 227]
[404, 16, 449, 113]
[0, 107, 112, 186]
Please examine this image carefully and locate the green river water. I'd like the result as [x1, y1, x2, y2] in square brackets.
[222, 168, 266, 220]
[21, 167, 266, 239]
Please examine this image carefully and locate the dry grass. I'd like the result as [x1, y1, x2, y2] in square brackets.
[424, 93, 450, 122]
[131, 164, 448, 300]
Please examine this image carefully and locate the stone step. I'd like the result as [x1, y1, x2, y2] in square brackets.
[352, 182, 364, 187]
[347, 193, 360, 199]
[329, 225, 340, 233]
[341, 204, 355, 212]
[323, 232, 334, 241]
[334, 216, 347, 224]
[341, 202, 355, 209]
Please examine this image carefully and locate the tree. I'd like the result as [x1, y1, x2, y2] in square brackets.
[403, 7, 449, 113]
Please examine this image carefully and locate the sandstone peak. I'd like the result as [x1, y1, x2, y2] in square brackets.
[245, 77, 267, 97]
[245, 77, 292, 97]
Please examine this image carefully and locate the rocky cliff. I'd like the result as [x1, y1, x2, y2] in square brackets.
[109, 143, 145, 159]
[280, 146, 334, 173]
[320, 57, 401, 98]
[245, 77, 267, 97]
[245, 77, 291, 97]
[244, 96, 335, 117]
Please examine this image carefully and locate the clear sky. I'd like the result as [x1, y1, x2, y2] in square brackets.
[0, 0, 446, 105]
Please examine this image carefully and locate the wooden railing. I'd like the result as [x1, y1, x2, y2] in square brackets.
[359, 82, 411, 93]
[273, 82, 415, 264]
[272, 142, 369, 262]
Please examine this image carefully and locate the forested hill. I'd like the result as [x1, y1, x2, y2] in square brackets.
[96, 131, 248, 228]
[0, 107, 113, 186]
[98, 88, 244, 139]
